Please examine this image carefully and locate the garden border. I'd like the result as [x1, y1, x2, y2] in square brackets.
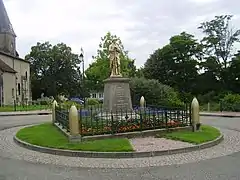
[13, 126, 224, 159]
[54, 122, 193, 142]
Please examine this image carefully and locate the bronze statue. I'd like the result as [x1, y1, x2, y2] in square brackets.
[109, 39, 122, 77]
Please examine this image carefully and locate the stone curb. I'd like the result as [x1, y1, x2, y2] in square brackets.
[200, 113, 240, 118]
[13, 131, 224, 159]
[0, 112, 52, 117]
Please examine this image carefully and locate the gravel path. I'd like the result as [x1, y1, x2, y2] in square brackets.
[0, 126, 240, 168]
[130, 137, 194, 152]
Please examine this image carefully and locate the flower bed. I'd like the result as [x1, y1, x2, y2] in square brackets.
[55, 104, 191, 137]
[81, 118, 187, 136]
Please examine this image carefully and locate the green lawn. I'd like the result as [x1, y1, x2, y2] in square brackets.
[0, 105, 50, 112]
[158, 125, 221, 144]
[16, 123, 134, 152]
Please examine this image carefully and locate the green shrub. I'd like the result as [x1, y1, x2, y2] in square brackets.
[35, 96, 53, 105]
[130, 77, 183, 108]
[200, 102, 220, 111]
[221, 93, 240, 112]
[60, 101, 82, 109]
[87, 98, 99, 106]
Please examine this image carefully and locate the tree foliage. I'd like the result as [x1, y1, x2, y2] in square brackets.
[198, 15, 240, 91]
[26, 42, 82, 99]
[85, 32, 136, 91]
[144, 32, 202, 101]
[198, 15, 240, 68]
[143, 15, 240, 104]
[130, 77, 183, 107]
[227, 50, 240, 93]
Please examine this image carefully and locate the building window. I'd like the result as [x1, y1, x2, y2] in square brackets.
[25, 71, 28, 79]
[99, 93, 103, 98]
[12, 88, 14, 98]
[92, 93, 96, 98]
[18, 83, 20, 95]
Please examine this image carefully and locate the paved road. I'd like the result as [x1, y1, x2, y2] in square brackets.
[0, 115, 240, 180]
[0, 115, 50, 130]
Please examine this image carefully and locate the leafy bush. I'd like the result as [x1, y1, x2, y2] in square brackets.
[130, 77, 183, 108]
[221, 93, 240, 112]
[56, 95, 68, 103]
[35, 96, 53, 105]
[61, 101, 82, 109]
[87, 98, 99, 106]
[200, 102, 220, 112]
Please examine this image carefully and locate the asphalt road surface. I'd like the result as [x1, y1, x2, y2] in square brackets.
[0, 115, 240, 180]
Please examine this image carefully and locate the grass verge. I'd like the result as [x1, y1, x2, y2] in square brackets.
[0, 105, 50, 112]
[16, 123, 133, 152]
[157, 125, 221, 144]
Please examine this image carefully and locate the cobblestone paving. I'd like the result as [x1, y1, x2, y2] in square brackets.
[0, 126, 240, 169]
[130, 137, 194, 152]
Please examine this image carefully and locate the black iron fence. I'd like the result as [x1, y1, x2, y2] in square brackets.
[55, 106, 70, 132]
[54, 103, 191, 137]
[79, 104, 191, 136]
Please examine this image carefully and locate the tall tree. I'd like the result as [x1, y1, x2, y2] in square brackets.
[198, 15, 240, 91]
[85, 32, 136, 91]
[227, 50, 240, 93]
[26, 42, 82, 99]
[199, 15, 240, 68]
[144, 32, 202, 100]
[135, 67, 145, 78]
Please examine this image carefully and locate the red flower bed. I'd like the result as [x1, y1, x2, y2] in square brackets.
[80, 119, 183, 135]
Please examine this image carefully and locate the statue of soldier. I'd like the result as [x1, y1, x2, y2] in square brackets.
[109, 38, 122, 77]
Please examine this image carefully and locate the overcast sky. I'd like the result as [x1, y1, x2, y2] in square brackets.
[3, 0, 240, 68]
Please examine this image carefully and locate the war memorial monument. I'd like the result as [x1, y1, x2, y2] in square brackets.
[102, 38, 133, 113]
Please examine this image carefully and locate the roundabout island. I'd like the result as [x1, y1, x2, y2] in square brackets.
[14, 123, 223, 158]
[0, 116, 238, 170]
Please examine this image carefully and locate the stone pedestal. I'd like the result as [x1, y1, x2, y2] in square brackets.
[103, 76, 133, 113]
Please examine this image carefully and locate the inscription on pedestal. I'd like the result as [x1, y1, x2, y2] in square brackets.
[103, 77, 133, 113]
[114, 85, 129, 111]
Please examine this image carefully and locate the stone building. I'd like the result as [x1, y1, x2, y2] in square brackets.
[0, 0, 31, 105]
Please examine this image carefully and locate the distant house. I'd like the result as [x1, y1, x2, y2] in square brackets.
[89, 91, 104, 100]
[0, 0, 31, 105]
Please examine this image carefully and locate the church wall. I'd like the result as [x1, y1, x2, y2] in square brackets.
[0, 34, 5, 50]
[0, 53, 14, 68]
[0, 34, 15, 55]
[0, 54, 31, 105]
[2, 72, 15, 105]
[14, 59, 30, 102]
[0, 0, 31, 105]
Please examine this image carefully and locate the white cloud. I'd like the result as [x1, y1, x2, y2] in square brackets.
[3, 0, 240, 68]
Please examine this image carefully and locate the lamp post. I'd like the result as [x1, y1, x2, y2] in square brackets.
[79, 47, 85, 107]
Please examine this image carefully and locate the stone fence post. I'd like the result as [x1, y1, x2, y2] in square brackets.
[69, 105, 79, 136]
[140, 96, 145, 110]
[191, 97, 200, 132]
[52, 100, 58, 124]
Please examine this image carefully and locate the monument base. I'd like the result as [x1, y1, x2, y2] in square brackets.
[103, 76, 133, 113]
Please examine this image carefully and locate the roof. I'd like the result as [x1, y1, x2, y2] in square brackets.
[0, 0, 16, 36]
[0, 58, 16, 73]
[0, 50, 30, 63]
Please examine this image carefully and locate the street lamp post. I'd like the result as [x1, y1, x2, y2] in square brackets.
[79, 48, 85, 107]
